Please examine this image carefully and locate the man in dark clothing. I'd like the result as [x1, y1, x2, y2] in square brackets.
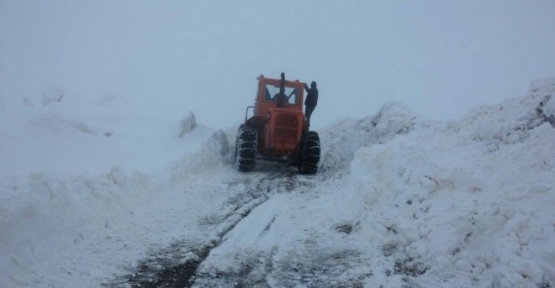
[273, 92, 287, 107]
[304, 81, 318, 123]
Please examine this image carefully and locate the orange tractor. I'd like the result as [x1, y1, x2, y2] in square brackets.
[234, 73, 320, 174]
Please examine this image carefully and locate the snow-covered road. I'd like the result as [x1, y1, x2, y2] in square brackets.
[115, 167, 307, 287]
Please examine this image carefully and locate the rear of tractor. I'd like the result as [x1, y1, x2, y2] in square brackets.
[234, 73, 320, 174]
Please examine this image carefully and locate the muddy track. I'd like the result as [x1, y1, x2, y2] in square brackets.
[107, 167, 301, 288]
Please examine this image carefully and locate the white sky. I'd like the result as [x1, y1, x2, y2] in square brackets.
[1, 0, 554, 129]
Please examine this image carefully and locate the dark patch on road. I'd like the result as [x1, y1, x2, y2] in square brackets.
[125, 244, 211, 288]
[335, 223, 353, 234]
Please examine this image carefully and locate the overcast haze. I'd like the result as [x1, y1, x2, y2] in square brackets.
[1, 0, 554, 129]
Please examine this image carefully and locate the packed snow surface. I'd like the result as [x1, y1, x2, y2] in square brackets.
[1, 79, 555, 287]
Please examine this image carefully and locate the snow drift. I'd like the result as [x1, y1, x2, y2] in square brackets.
[332, 78, 555, 287]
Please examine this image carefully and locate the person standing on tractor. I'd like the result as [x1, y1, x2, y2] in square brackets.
[304, 81, 318, 123]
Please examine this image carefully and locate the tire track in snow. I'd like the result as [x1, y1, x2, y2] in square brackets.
[190, 171, 324, 288]
[107, 166, 301, 288]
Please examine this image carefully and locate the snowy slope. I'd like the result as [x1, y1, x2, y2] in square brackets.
[1, 79, 555, 288]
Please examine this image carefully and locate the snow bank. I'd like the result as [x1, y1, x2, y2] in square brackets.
[0, 88, 221, 287]
[0, 168, 151, 285]
[335, 79, 555, 287]
[318, 101, 436, 176]
[0, 131, 234, 287]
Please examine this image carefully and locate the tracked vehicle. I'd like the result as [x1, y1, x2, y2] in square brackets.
[234, 73, 320, 174]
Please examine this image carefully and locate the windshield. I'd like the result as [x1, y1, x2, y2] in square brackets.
[264, 84, 299, 105]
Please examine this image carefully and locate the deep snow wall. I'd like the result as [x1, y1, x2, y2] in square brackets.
[0, 129, 229, 287]
[332, 78, 555, 287]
